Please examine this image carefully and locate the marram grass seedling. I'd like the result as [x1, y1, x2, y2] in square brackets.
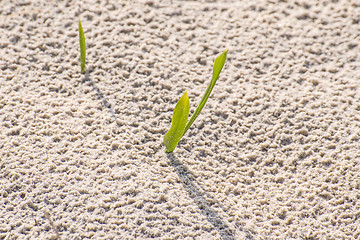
[78, 18, 86, 74]
[164, 49, 228, 153]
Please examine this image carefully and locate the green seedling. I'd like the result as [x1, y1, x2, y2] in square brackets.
[164, 49, 228, 152]
[78, 18, 86, 74]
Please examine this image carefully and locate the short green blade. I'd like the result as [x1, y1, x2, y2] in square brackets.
[164, 91, 190, 153]
[183, 49, 228, 136]
[78, 18, 86, 74]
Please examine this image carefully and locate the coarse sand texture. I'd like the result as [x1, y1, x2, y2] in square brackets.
[1, 0, 360, 239]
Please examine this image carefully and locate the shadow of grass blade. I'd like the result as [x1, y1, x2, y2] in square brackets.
[78, 18, 86, 74]
[183, 49, 228, 136]
[164, 91, 190, 152]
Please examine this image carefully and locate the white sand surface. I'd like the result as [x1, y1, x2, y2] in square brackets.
[1, 0, 360, 239]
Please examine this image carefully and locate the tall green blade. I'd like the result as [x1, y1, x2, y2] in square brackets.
[164, 91, 190, 153]
[183, 49, 228, 136]
[78, 18, 86, 74]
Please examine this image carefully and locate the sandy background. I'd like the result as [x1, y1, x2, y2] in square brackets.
[1, 0, 360, 239]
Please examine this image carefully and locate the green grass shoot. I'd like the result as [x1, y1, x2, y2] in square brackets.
[78, 18, 86, 74]
[164, 49, 228, 153]
[163, 91, 190, 153]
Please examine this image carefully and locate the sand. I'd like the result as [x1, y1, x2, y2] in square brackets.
[1, 0, 360, 239]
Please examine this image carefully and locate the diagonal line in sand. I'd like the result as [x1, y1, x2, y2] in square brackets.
[167, 153, 255, 240]
[82, 69, 121, 127]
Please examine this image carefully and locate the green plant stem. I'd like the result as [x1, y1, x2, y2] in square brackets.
[182, 49, 228, 136]
[78, 18, 86, 74]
